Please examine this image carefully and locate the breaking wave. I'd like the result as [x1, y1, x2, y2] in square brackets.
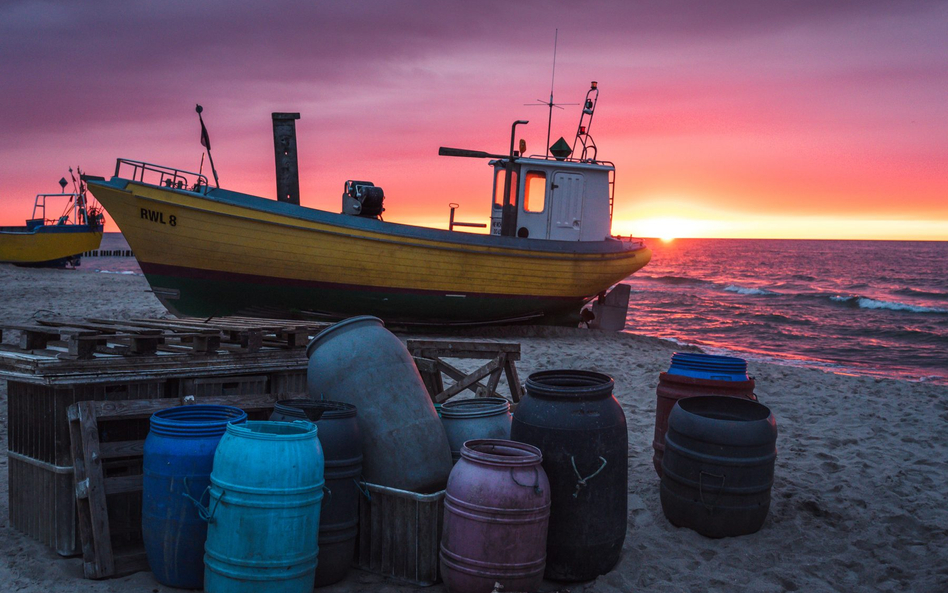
[830, 295, 947, 314]
[724, 285, 776, 296]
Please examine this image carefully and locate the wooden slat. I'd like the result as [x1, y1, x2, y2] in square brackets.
[504, 358, 523, 403]
[103, 474, 143, 496]
[69, 400, 115, 579]
[98, 439, 145, 459]
[407, 339, 521, 361]
[435, 356, 503, 403]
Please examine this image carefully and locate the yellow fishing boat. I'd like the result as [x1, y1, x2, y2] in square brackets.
[85, 83, 650, 324]
[0, 174, 105, 268]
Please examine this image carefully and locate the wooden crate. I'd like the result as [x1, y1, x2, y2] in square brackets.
[356, 482, 445, 587]
[7, 379, 169, 555]
[1, 316, 323, 556]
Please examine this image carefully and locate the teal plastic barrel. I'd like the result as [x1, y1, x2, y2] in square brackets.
[204, 421, 325, 593]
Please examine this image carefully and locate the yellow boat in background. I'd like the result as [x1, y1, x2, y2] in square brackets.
[0, 174, 105, 268]
[85, 83, 651, 325]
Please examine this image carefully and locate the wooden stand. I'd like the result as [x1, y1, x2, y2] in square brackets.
[407, 340, 523, 403]
[67, 393, 305, 579]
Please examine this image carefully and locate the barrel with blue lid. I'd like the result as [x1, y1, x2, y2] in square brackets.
[142, 404, 247, 589]
[653, 352, 757, 477]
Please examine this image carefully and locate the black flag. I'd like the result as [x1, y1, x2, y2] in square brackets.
[197, 104, 211, 151]
[195, 104, 219, 188]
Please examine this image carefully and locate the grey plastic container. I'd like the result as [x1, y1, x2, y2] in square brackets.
[306, 316, 453, 492]
[440, 397, 512, 463]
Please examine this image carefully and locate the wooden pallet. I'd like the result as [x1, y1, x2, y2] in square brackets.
[407, 340, 523, 403]
[0, 316, 330, 360]
[67, 393, 306, 579]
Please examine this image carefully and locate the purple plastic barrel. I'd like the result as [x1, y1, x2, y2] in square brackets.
[440, 439, 550, 593]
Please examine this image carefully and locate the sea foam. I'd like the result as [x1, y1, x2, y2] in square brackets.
[831, 295, 947, 314]
[724, 285, 776, 296]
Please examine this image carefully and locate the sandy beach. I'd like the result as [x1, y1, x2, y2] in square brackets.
[1, 263, 946, 593]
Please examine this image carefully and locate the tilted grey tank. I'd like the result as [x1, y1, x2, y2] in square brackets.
[306, 316, 453, 492]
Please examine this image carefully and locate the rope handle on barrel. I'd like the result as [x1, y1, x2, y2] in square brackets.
[510, 467, 543, 496]
[571, 456, 608, 498]
[181, 477, 223, 524]
[698, 471, 726, 512]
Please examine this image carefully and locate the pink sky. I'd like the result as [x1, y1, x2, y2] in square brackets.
[1, 1, 946, 239]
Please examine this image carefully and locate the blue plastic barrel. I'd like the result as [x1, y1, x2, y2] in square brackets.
[204, 421, 325, 593]
[667, 352, 749, 381]
[142, 404, 247, 589]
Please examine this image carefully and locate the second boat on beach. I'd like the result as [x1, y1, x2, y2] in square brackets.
[0, 172, 105, 268]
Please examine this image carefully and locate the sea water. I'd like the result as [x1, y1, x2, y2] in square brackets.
[624, 239, 948, 385]
[87, 233, 948, 384]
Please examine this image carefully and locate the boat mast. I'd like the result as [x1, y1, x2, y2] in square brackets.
[527, 30, 577, 158]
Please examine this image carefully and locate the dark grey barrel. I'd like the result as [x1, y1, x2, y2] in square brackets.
[510, 370, 628, 582]
[270, 400, 362, 586]
[660, 395, 778, 538]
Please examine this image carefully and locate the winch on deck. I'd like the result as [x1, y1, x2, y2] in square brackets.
[342, 180, 385, 218]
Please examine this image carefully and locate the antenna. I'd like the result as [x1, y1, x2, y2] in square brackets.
[526, 29, 578, 158]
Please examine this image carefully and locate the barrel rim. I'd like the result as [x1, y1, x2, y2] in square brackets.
[524, 369, 614, 400]
[226, 420, 318, 441]
[441, 397, 511, 419]
[675, 395, 772, 422]
[658, 371, 756, 390]
[274, 399, 357, 421]
[460, 439, 542, 466]
[306, 315, 384, 357]
[149, 404, 247, 437]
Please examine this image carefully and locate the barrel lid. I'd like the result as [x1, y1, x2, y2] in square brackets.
[441, 397, 510, 419]
[306, 315, 384, 358]
[668, 352, 748, 381]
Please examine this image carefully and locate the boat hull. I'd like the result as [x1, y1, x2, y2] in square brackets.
[87, 179, 651, 324]
[0, 226, 103, 267]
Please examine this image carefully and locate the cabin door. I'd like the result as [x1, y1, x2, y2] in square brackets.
[548, 172, 585, 241]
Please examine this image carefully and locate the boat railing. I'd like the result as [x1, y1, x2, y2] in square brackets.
[115, 159, 211, 194]
[31, 193, 80, 225]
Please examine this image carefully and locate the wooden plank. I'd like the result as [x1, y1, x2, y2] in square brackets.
[504, 358, 523, 403]
[436, 359, 490, 394]
[407, 339, 521, 361]
[480, 353, 506, 398]
[435, 357, 503, 403]
[112, 549, 149, 578]
[70, 400, 115, 579]
[91, 394, 305, 421]
[103, 474, 143, 496]
[98, 439, 145, 459]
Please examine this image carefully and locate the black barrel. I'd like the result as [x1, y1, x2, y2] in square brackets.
[660, 395, 777, 538]
[270, 400, 363, 586]
[510, 370, 627, 581]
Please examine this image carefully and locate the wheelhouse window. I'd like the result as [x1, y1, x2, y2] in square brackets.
[493, 167, 504, 207]
[523, 171, 546, 212]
